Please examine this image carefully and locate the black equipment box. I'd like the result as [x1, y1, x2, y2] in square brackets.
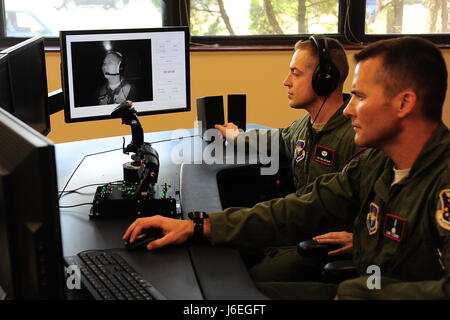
[90, 182, 177, 218]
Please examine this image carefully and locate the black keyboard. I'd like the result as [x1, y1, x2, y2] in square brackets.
[65, 251, 167, 300]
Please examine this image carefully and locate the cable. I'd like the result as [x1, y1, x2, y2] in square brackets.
[344, 0, 363, 45]
[311, 95, 329, 126]
[60, 203, 93, 209]
[57, 147, 122, 201]
[58, 181, 124, 197]
[57, 134, 201, 203]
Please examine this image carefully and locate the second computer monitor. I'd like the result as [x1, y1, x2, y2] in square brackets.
[60, 27, 190, 123]
[0, 36, 51, 135]
[0, 108, 65, 299]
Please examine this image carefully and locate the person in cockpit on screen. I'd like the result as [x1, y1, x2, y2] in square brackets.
[95, 51, 137, 105]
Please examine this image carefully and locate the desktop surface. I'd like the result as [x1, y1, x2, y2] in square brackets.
[55, 126, 270, 300]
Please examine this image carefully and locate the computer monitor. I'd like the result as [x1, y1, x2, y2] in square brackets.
[60, 27, 190, 123]
[0, 108, 66, 299]
[0, 36, 51, 135]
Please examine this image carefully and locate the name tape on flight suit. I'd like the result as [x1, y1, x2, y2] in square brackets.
[383, 214, 407, 242]
[313, 145, 335, 166]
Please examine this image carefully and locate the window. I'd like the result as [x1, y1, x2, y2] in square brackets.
[0, 0, 448, 47]
[366, 0, 449, 34]
[3, 0, 162, 39]
[190, 0, 340, 36]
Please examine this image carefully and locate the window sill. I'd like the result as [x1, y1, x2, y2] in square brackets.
[44, 42, 450, 53]
[189, 44, 365, 52]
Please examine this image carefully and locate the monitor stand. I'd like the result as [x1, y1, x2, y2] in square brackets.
[48, 88, 64, 115]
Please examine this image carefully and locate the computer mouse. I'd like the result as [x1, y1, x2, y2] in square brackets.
[124, 228, 164, 250]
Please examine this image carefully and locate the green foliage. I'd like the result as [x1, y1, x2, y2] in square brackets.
[190, 0, 229, 35]
[150, 0, 162, 14]
[191, 0, 339, 36]
[249, 0, 271, 34]
[249, 0, 339, 35]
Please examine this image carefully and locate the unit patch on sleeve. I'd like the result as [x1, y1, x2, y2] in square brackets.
[294, 140, 306, 163]
[436, 189, 450, 231]
[383, 214, 407, 242]
[313, 145, 335, 166]
[366, 202, 379, 235]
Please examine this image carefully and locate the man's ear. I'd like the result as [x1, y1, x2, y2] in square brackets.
[397, 90, 417, 118]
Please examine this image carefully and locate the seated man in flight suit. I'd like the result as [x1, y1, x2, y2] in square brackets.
[124, 36, 450, 299]
[215, 36, 360, 282]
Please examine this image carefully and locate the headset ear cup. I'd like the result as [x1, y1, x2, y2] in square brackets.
[313, 63, 340, 96]
[309, 35, 340, 97]
[119, 59, 125, 75]
[311, 65, 322, 96]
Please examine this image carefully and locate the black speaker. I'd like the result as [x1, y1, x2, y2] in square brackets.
[196, 96, 224, 140]
[227, 94, 246, 131]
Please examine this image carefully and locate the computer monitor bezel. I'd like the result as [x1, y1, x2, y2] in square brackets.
[0, 36, 51, 136]
[0, 53, 12, 114]
[0, 108, 65, 299]
[60, 26, 191, 123]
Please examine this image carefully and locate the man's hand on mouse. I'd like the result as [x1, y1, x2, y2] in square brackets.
[123, 215, 194, 251]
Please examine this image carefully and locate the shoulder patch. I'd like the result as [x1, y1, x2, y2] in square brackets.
[366, 202, 379, 235]
[436, 189, 450, 231]
[294, 140, 306, 163]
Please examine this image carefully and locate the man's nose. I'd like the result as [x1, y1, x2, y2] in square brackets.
[343, 97, 355, 118]
[283, 74, 291, 87]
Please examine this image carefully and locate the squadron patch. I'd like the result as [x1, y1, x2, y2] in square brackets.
[294, 140, 306, 163]
[383, 214, 407, 242]
[436, 189, 450, 231]
[313, 145, 335, 166]
[366, 202, 379, 235]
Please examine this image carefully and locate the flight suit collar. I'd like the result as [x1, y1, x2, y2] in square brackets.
[373, 157, 394, 202]
[394, 122, 449, 186]
[373, 122, 449, 201]
[312, 93, 351, 134]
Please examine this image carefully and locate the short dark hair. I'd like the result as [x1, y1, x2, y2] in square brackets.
[295, 37, 349, 85]
[354, 36, 447, 122]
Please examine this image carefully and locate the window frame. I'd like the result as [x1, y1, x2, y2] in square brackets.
[0, 0, 449, 50]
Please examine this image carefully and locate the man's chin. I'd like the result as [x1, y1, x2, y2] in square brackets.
[354, 136, 372, 148]
[289, 103, 305, 110]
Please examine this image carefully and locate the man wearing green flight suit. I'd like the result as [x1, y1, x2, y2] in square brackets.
[123, 36, 450, 299]
[215, 36, 360, 282]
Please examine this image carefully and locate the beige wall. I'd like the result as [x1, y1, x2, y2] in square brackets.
[45, 49, 450, 144]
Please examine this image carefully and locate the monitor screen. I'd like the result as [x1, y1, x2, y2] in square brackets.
[60, 27, 190, 123]
[0, 36, 51, 135]
[0, 108, 65, 299]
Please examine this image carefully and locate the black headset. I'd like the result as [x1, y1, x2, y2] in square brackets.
[309, 35, 340, 97]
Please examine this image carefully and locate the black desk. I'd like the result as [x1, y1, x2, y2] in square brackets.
[55, 126, 269, 300]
